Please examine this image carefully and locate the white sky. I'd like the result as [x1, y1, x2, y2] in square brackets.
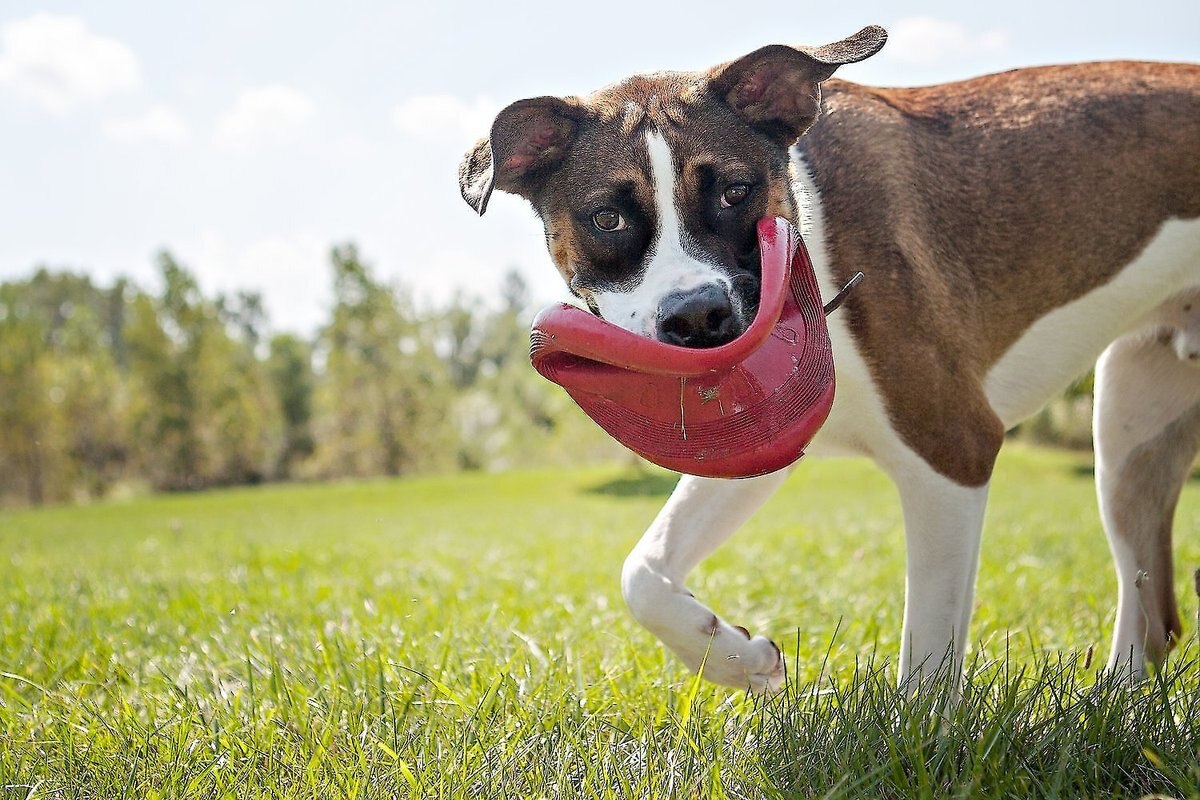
[1, 1, 1196, 333]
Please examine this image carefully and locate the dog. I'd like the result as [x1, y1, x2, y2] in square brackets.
[458, 25, 1200, 693]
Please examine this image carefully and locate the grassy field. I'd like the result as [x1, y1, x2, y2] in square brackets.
[1, 445, 1198, 799]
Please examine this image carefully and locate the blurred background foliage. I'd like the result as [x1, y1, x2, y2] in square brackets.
[0, 247, 1094, 507]
[0, 247, 630, 506]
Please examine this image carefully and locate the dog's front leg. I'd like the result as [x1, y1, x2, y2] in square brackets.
[891, 458, 991, 693]
[622, 470, 790, 693]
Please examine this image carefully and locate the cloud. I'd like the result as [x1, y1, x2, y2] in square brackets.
[391, 94, 497, 143]
[415, 247, 500, 304]
[236, 234, 329, 331]
[0, 13, 140, 113]
[214, 85, 316, 150]
[886, 17, 1008, 66]
[186, 230, 329, 334]
[102, 105, 190, 144]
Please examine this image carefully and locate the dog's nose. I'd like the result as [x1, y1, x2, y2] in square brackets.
[656, 285, 739, 348]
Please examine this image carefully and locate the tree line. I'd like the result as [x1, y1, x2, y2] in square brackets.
[0, 245, 621, 506]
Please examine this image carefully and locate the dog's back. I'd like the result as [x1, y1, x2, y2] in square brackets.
[800, 60, 1200, 339]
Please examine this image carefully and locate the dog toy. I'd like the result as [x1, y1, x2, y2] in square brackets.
[529, 216, 858, 478]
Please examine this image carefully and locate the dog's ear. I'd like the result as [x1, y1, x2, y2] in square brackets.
[459, 96, 582, 216]
[709, 25, 887, 145]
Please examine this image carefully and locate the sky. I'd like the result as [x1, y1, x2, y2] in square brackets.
[1, 1, 1196, 334]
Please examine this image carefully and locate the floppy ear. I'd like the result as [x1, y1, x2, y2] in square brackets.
[458, 96, 582, 216]
[709, 25, 887, 145]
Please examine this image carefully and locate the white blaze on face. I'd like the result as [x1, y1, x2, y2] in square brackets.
[590, 129, 732, 337]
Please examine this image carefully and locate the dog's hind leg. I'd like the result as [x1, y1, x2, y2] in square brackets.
[1095, 331, 1200, 678]
[1094, 331, 1200, 678]
[621, 470, 790, 693]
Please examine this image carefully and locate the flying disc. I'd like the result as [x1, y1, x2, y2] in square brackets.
[529, 216, 838, 478]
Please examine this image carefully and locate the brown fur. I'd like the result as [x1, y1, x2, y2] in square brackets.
[800, 62, 1200, 484]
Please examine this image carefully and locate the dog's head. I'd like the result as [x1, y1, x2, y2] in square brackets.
[459, 26, 885, 347]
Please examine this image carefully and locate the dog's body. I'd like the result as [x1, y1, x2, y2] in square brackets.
[460, 26, 1200, 692]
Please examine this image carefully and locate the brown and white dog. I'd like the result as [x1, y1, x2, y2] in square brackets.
[459, 25, 1200, 693]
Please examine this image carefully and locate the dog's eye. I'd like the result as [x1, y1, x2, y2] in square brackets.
[720, 184, 752, 208]
[592, 209, 627, 232]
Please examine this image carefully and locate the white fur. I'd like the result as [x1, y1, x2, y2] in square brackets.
[622, 470, 791, 692]
[893, 456, 990, 689]
[791, 151, 903, 464]
[985, 220, 1200, 427]
[1171, 329, 1200, 363]
[1096, 292, 1200, 468]
[590, 130, 733, 336]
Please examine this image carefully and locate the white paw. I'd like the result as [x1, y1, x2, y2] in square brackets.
[687, 620, 786, 694]
[1106, 647, 1148, 685]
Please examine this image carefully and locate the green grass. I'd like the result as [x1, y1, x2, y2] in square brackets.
[0, 445, 1197, 798]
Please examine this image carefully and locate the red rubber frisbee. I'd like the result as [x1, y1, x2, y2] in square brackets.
[529, 217, 835, 478]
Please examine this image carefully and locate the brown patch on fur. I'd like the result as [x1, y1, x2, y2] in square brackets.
[591, 73, 702, 127]
[546, 208, 582, 285]
[764, 176, 798, 225]
[703, 615, 721, 637]
[800, 61, 1200, 485]
[618, 103, 645, 137]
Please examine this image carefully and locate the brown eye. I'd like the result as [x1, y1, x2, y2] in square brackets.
[720, 184, 751, 208]
[592, 209, 626, 232]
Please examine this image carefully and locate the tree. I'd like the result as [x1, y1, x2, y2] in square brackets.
[50, 303, 130, 498]
[267, 333, 315, 478]
[125, 252, 274, 490]
[0, 306, 54, 504]
[310, 244, 454, 477]
[0, 271, 133, 504]
[439, 268, 623, 471]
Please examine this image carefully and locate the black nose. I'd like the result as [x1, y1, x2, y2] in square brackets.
[656, 285, 740, 348]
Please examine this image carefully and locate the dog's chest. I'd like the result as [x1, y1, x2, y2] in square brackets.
[788, 154, 905, 464]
